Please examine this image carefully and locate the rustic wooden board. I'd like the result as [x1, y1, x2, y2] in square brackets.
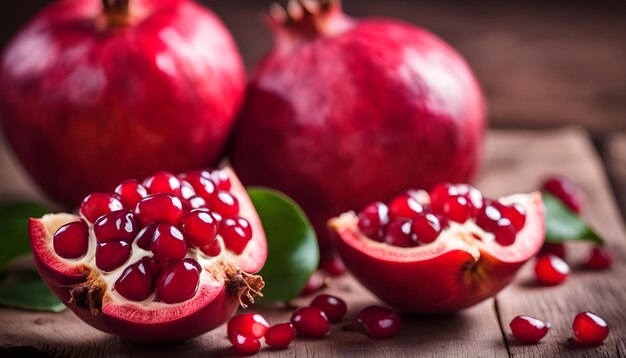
[606, 133, 626, 221]
[0, 128, 625, 357]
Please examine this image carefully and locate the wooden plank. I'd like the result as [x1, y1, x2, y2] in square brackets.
[477, 128, 626, 357]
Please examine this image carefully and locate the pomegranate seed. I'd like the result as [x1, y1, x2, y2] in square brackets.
[475, 200, 502, 231]
[135, 223, 157, 250]
[310, 294, 347, 322]
[151, 224, 187, 264]
[211, 169, 231, 191]
[497, 202, 526, 231]
[179, 180, 196, 200]
[229, 333, 260, 355]
[585, 247, 613, 270]
[357, 305, 401, 339]
[94, 210, 137, 243]
[180, 174, 216, 202]
[220, 217, 252, 254]
[187, 196, 207, 210]
[200, 240, 221, 257]
[320, 256, 346, 277]
[264, 322, 295, 348]
[410, 213, 442, 244]
[155, 258, 201, 304]
[509, 315, 550, 343]
[492, 218, 517, 246]
[114, 179, 147, 209]
[573, 311, 609, 345]
[290, 306, 329, 338]
[443, 196, 472, 223]
[95, 241, 131, 272]
[134, 193, 184, 226]
[114, 259, 154, 301]
[300, 271, 325, 296]
[181, 209, 218, 247]
[388, 194, 424, 219]
[430, 183, 453, 212]
[542, 176, 582, 213]
[80, 193, 123, 223]
[539, 243, 566, 260]
[143, 256, 162, 276]
[534, 254, 570, 286]
[142, 171, 181, 196]
[227, 313, 270, 339]
[357, 202, 389, 240]
[53, 221, 89, 259]
[209, 191, 239, 217]
[383, 219, 415, 247]
[456, 184, 483, 213]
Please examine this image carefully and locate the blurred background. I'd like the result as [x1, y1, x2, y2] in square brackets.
[0, 0, 625, 216]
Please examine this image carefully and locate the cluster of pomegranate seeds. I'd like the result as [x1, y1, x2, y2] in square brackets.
[509, 315, 551, 343]
[227, 313, 294, 353]
[534, 254, 570, 286]
[573, 311, 609, 345]
[51, 169, 251, 304]
[542, 176, 582, 213]
[357, 306, 402, 339]
[356, 183, 526, 248]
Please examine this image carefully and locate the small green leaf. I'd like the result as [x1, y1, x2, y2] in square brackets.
[0, 274, 66, 312]
[0, 202, 48, 271]
[248, 188, 318, 303]
[543, 192, 603, 244]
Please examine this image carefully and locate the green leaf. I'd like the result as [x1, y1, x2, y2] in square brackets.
[248, 188, 319, 303]
[543, 192, 603, 244]
[0, 202, 48, 271]
[0, 274, 65, 312]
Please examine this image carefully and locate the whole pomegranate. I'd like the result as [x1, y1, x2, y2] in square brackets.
[0, 0, 245, 206]
[29, 168, 267, 342]
[230, 0, 486, 261]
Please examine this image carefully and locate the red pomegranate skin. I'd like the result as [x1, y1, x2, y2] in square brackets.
[0, 0, 245, 206]
[230, 5, 486, 260]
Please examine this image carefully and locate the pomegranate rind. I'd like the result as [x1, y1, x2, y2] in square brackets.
[330, 192, 544, 313]
[29, 168, 266, 342]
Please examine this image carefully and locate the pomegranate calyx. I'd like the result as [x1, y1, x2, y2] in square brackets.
[209, 262, 264, 309]
[69, 271, 107, 316]
[269, 0, 353, 42]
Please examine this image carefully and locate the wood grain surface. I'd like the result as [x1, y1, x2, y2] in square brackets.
[0, 128, 624, 357]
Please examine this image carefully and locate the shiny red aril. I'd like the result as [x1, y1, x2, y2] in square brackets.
[94, 210, 137, 243]
[310, 294, 347, 322]
[509, 315, 550, 343]
[430, 183, 453, 212]
[114, 259, 154, 301]
[357, 202, 389, 240]
[150, 224, 187, 264]
[475, 200, 502, 231]
[357, 305, 401, 338]
[95, 241, 131, 272]
[186, 196, 207, 210]
[134, 193, 184, 226]
[585, 247, 613, 270]
[200, 240, 221, 257]
[220, 217, 252, 254]
[443, 196, 472, 223]
[53, 221, 89, 259]
[227, 313, 270, 339]
[573, 311, 609, 345]
[534, 254, 570, 286]
[321, 256, 346, 277]
[155, 259, 201, 304]
[290, 306, 329, 338]
[388, 194, 423, 219]
[492, 218, 517, 246]
[210, 191, 239, 218]
[498, 202, 526, 231]
[211, 170, 231, 191]
[114, 180, 147, 209]
[542, 176, 582, 213]
[80, 193, 123, 223]
[264, 323, 295, 348]
[143, 171, 181, 196]
[229, 333, 261, 355]
[180, 173, 216, 202]
[181, 209, 218, 247]
[383, 219, 415, 247]
[135, 223, 157, 250]
[410, 213, 441, 244]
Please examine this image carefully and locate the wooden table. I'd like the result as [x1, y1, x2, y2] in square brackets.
[0, 128, 624, 357]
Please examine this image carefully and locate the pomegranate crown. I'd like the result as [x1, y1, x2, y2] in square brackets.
[269, 0, 351, 38]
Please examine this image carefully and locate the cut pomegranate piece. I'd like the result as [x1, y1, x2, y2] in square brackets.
[264, 322, 295, 348]
[357, 305, 401, 338]
[229, 333, 261, 355]
[357, 202, 389, 240]
[227, 313, 270, 339]
[534, 254, 569, 286]
[310, 294, 347, 322]
[80, 193, 123, 223]
[330, 191, 545, 312]
[114, 180, 147, 209]
[290, 306, 329, 338]
[28, 168, 267, 343]
[573, 311, 609, 345]
[53, 221, 89, 259]
[143, 171, 182, 197]
[220, 217, 253, 254]
[510, 315, 550, 343]
[584, 247, 613, 270]
[542, 176, 582, 213]
[388, 194, 424, 219]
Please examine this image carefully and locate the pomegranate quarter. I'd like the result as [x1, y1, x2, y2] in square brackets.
[330, 184, 545, 312]
[29, 168, 266, 343]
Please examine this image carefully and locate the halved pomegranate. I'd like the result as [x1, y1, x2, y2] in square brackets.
[329, 185, 544, 313]
[29, 168, 266, 342]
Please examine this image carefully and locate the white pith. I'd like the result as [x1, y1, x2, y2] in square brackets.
[41, 212, 235, 308]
